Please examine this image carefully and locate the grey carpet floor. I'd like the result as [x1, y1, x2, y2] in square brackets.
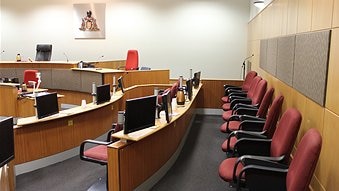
[15, 115, 232, 191]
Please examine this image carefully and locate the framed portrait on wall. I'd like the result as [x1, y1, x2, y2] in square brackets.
[73, 3, 106, 39]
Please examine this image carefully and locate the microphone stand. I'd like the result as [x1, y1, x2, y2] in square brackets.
[242, 54, 254, 79]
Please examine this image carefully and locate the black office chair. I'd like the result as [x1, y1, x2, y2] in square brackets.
[35, 44, 52, 61]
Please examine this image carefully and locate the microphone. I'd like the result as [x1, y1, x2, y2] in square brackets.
[242, 54, 254, 67]
[63, 52, 69, 62]
[97, 55, 104, 61]
[0, 50, 4, 54]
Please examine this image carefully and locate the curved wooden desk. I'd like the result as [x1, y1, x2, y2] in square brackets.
[107, 85, 202, 191]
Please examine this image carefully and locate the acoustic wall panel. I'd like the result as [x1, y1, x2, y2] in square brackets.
[37, 68, 52, 89]
[259, 39, 268, 71]
[293, 30, 331, 106]
[266, 38, 278, 76]
[276, 35, 296, 86]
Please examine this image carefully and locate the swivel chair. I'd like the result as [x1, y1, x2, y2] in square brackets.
[35, 44, 52, 61]
[125, 50, 139, 70]
[23, 70, 39, 88]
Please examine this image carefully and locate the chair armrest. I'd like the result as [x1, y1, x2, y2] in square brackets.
[229, 92, 247, 98]
[230, 98, 252, 109]
[239, 155, 287, 166]
[236, 164, 288, 190]
[235, 107, 258, 116]
[239, 115, 265, 121]
[239, 120, 265, 132]
[234, 130, 267, 139]
[234, 138, 272, 156]
[79, 140, 112, 159]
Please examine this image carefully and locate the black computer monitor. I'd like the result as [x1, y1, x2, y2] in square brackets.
[124, 95, 156, 134]
[116, 76, 125, 93]
[162, 91, 172, 123]
[0, 117, 14, 168]
[36, 92, 59, 119]
[96, 84, 111, 104]
[193, 71, 201, 88]
[186, 79, 193, 101]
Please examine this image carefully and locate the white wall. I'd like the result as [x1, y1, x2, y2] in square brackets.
[0, 0, 250, 79]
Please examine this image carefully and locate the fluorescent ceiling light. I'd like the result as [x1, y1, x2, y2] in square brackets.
[254, 1, 265, 9]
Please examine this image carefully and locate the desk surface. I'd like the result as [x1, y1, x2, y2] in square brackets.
[16, 91, 123, 127]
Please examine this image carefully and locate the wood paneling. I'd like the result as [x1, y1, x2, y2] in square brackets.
[297, 0, 313, 33]
[326, 28, 339, 115]
[312, 0, 334, 30]
[0, 85, 17, 116]
[332, 0, 339, 27]
[287, 0, 299, 35]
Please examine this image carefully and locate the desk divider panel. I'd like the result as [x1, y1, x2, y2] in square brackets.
[0, 68, 16, 79]
[52, 69, 82, 92]
[276, 35, 296, 86]
[80, 71, 102, 93]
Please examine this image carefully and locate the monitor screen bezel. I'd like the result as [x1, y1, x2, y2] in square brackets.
[117, 76, 125, 93]
[96, 84, 111, 105]
[0, 117, 14, 168]
[36, 92, 59, 119]
[162, 91, 173, 123]
[193, 71, 201, 89]
[186, 79, 193, 101]
[124, 95, 157, 134]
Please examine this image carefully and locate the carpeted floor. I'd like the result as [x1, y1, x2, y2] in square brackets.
[15, 115, 232, 191]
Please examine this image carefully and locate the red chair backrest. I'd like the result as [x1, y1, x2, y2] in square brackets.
[256, 88, 275, 118]
[262, 94, 284, 138]
[24, 70, 38, 87]
[170, 81, 179, 99]
[247, 76, 262, 98]
[242, 71, 257, 91]
[250, 79, 267, 106]
[286, 128, 322, 191]
[125, 50, 139, 70]
[270, 108, 302, 160]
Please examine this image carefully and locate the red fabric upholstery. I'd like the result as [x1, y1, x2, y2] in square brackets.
[24, 70, 38, 88]
[242, 71, 257, 91]
[170, 81, 179, 99]
[270, 108, 302, 158]
[262, 95, 284, 138]
[286, 128, 322, 191]
[249, 79, 267, 106]
[84, 145, 108, 161]
[255, 87, 274, 118]
[222, 110, 233, 121]
[222, 136, 237, 152]
[220, 121, 240, 133]
[125, 50, 139, 70]
[219, 157, 244, 182]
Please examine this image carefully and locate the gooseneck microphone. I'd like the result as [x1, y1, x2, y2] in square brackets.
[97, 55, 104, 61]
[241, 54, 254, 79]
[63, 52, 69, 62]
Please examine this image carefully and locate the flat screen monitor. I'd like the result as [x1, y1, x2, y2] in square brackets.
[186, 79, 193, 101]
[193, 71, 201, 89]
[96, 84, 111, 104]
[162, 91, 173, 123]
[0, 117, 14, 168]
[36, 92, 59, 119]
[116, 76, 125, 93]
[124, 95, 156, 134]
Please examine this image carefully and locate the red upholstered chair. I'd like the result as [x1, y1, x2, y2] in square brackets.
[125, 50, 139, 70]
[221, 94, 284, 156]
[170, 81, 179, 99]
[24, 70, 39, 88]
[235, 128, 322, 191]
[222, 79, 267, 113]
[220, 88, 275, 134]
[218, 108, 302, 186]
[222, 71, 257, 98]
[222, 76, 262, 104]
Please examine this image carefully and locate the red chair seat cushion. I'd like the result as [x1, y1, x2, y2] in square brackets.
[222, 103, 231, 111]
[221, 96, 229, 103]
[221, 136, 237, 152]
[84, 145, 108, 161]
[220, 121, 241, 133]
[222, 110, 233, 121]
[219, 157, 244, 182]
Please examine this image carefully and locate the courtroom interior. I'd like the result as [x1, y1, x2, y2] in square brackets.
[0, 0, 338, 191]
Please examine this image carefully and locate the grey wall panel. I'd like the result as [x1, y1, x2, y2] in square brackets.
[293, 30, 331, 106]
[276, 35, 295, 86]
[52, 69, 81, 92]
[15, 68, 26, 84]
[259, 39, 268, 71]
[37, 68, 52, 89]
[0, 68, 16, 78]
[80, 71, 103, 93]
[266, 38, 278, 76]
